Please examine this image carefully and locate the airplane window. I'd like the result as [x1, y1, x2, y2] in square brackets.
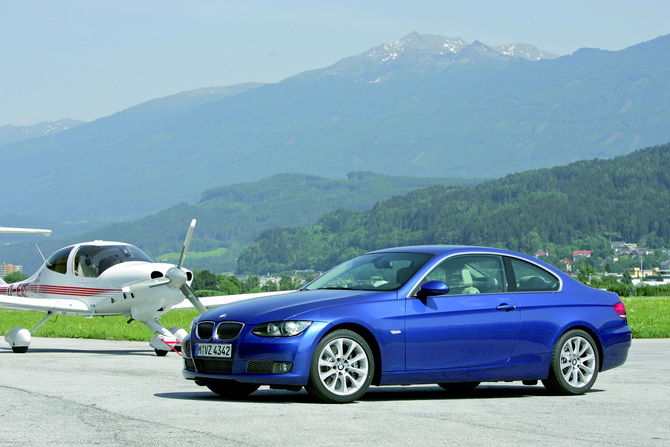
[46, 246, 74, 275]
[74, 250, 100, 277]
[73, 244, 153, 276]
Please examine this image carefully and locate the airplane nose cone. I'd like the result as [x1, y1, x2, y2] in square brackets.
[165, 267, 187, 289]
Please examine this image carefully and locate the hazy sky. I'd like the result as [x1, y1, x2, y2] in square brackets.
[2, 0, 668, 126]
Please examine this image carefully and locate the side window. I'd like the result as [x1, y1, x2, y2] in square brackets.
[423, 255, 506, 295]
[46, 246, 74, 275]
[507, 258, 560, 292]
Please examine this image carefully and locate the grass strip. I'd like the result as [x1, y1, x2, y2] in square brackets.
[1, 297, 668, 341]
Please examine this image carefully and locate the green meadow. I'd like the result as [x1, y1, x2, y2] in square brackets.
[0, 308, 200, 342]
[0, 297, 668, 341]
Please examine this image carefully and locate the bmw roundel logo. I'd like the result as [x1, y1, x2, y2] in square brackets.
[219, 313, 227, 319]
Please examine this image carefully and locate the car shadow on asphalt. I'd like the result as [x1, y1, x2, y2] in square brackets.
[155, 384, 603, 404]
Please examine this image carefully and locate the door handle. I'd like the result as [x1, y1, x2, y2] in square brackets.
[496, 303, 516, 312]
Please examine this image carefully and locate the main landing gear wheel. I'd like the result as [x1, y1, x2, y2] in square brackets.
[543, 329, 599, 395]
[305, 329, 375, 404]
[206, 381, 261, 399]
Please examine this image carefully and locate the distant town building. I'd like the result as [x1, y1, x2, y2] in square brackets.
[629, 266, 661, 280]
[573, 250, 591, 258]
[534, 250, 549, 257]
[0, 263, 22, 277]
[611, 241, 643, 255]
[563, 258, 572, 273]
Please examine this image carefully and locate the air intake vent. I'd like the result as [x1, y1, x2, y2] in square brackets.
[196, 322, 214, 340]
[195, 359, 233, 374]
[216, 322, 244, 341]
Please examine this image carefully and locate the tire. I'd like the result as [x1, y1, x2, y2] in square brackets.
[305, 329, 375, 403]
[437, 382, 481, 394]
[154, 349, 168, 356]
[542, 329, 599, 395]
[206, 381, 261, 399]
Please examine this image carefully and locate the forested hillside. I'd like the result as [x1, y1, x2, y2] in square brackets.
[0, 172, 479, 273]
[238, 143, 670, 274]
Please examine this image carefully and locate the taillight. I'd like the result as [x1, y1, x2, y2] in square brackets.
[614, 301, 627, 319]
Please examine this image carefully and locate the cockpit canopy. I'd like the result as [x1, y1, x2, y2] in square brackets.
[45, 243, 153, 277]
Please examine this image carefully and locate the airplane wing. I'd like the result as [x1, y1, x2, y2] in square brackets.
[0, 295, 89, 313]
[170, 290, 294, 311]
[0, 227, 52, 236]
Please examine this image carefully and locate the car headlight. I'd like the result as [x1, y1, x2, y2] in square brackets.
[252, 321, 312, 337]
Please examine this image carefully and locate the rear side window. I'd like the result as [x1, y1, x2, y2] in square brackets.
[507, 258, 560, 292]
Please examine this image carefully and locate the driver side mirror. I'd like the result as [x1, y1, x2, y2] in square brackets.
[417, 280, 450, 299]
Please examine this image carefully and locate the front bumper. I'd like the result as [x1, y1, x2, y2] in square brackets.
[182, 321, 330, 386]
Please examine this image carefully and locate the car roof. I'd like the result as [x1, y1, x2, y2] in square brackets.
[369, 245, 500, 256]
[368, 245, 570, 280]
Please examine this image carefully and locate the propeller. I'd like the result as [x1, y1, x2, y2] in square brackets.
[181, 283, 206, 314]
[125, 219, 208, 314]
[177, 220, 207, 314]
[178, 219, 196, 269]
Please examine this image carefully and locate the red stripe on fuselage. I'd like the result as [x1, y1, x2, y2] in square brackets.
[29, 285, 121, 297]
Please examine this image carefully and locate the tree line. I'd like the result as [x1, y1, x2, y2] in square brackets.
[238, 143, 670, 275]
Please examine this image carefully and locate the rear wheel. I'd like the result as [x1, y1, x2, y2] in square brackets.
[305, 329, 374, 403]
[206, 381, 261, 399]
[542, 329, 599, 395]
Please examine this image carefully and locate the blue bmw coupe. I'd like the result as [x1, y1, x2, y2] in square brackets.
[182, 246, 631, 403]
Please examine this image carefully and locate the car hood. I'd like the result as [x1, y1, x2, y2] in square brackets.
[199, 289, 390, 324]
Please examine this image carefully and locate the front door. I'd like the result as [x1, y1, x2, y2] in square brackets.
[404, 254, 520, 370]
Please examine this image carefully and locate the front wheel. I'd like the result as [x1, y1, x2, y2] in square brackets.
[542, 329, 599, 395]
[305, 329, 375, 403]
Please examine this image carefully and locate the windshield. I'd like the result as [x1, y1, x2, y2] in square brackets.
[73, 244, 153, 277]
[304, 252, 433, 291]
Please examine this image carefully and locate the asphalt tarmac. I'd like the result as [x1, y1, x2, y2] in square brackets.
[0, 337, 667, 446]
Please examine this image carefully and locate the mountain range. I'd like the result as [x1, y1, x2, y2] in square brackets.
[0, 119, 84, 147]
[3, 32, 670, 226]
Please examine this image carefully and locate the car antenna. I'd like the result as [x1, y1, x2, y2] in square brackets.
[35, 243, 46, 262]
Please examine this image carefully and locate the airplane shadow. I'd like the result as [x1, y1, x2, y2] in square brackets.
[0, 346, 157, 356]
[155, 384, 603, 404]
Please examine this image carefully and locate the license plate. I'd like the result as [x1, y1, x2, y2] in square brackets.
[195, 343, 232, 358]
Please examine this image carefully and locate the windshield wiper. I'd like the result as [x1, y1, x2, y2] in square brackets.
[317, 286, 351, 290]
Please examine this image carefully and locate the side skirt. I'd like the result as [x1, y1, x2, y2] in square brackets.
[378, 353, 551, 386]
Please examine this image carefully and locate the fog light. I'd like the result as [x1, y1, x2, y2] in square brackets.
[272, 362, 293, 374]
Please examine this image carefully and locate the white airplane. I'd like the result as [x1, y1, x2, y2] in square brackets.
[0, 220, 271, 355]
